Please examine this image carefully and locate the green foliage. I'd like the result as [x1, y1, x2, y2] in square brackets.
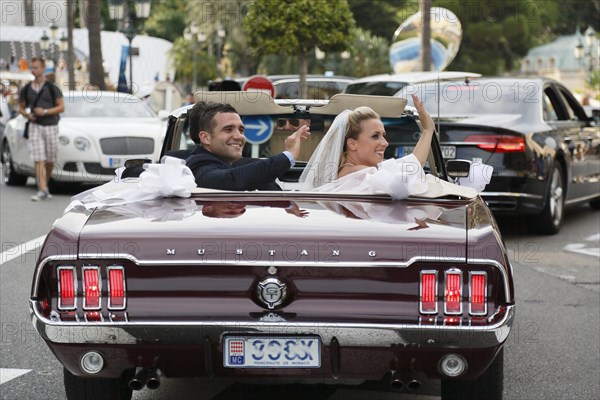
[342, 28, 392, 76]
[430, 0, 546, 74]
[551, 0, 600, 35]
[586, 69, 600, 92]
[143, 0, 187, 42]
[170, 37, 218, 86]
[348, 0, 406, 41]
[244, 0, 355, 57]
[185, 1, 257, 77]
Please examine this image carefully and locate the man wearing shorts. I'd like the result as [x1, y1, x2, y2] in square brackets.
[19, 58, 64, 201]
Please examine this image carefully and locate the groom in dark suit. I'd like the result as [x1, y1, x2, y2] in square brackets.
[185, 102, 310, 191]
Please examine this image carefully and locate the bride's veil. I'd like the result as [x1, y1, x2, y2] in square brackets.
[298, 109, 351, 190]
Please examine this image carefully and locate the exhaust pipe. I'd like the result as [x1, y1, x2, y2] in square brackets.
[146, 369, 162, 390]
[128, 368, 149, 391]
[407, 380, 422, 390]
[389, 371, 405, 391]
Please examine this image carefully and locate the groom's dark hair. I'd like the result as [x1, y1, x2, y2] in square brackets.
[189, 102, 238, 144]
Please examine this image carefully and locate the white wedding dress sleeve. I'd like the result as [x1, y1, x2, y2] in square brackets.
[314, 154, 489, 199]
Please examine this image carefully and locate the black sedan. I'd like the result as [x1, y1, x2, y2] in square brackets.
[400, 78, 600, 234]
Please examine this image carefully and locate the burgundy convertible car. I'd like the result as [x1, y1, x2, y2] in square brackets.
[30, 93, 514, 400]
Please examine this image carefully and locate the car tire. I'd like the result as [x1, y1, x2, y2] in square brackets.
[530, 162, 564, 235]
[441, 348, 504, 400]
[63, 368, 134, 400]
[2, 140, 28, 186]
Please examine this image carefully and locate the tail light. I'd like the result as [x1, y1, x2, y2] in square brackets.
[107, 266, 126, 310]
[83, 267, 101, 310]
[469, 272, 487, 315]
[58, 267, 76, 310]
[464, 134, 525, 153]
[420, 271, 438, 314]
[444, 269, 462, 315]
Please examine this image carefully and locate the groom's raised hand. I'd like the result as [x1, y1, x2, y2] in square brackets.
[284, 125, 311, 160]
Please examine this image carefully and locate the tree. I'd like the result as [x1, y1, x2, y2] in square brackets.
[422, 0, 544, 74]
[143, 0, 187, 43]
[244, 0, 355, 97]
[186, 1, 256, 79]
[348, 0, 404, 41]
[85, 0, 106, 89]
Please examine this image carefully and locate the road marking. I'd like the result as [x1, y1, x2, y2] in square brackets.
[564, 243, 600, 258]
[585, 233, 600, 242]
[0, 235, 46, 266]
[0, 368, 31, 384]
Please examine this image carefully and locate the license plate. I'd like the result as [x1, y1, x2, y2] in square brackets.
[223, 336, 321, 368]
[397, 145, 456, 159]
[106, 157, 128, 168]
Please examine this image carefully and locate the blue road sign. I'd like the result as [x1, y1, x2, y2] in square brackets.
[242, 116, 273, 145]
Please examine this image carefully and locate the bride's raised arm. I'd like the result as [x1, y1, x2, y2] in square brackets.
[410, 94, 436, 166]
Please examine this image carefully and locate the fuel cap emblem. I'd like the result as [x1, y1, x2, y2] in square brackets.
[257, 277, 287, 309]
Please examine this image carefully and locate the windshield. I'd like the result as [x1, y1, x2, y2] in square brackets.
[177, 111, 442, 178]
[345, 81, 409, 96]
[62, 95, 156, 118]
[402, 81, 540, 115]
[275, 80, 351, 99]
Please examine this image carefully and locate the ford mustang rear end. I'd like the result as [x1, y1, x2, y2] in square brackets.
[30, 191, 514, 400]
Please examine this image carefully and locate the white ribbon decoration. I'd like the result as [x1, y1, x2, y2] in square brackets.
[65, 156, 197, 212]
[138, 156, 196, 197]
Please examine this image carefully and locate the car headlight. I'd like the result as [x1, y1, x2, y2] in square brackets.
[58, 136, 70, 146]
[74, 137, 91, 151]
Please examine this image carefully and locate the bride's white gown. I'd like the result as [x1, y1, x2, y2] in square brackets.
[313, 154, 492, 200]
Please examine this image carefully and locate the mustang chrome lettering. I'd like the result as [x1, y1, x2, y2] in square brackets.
[197, 249, 205, 255]
[368, 251, 377, 257]
[300, 250, 309, 256]
[236, 249, 243, 255]
[167, 249, 175, 255]
[257, 277, 287, 309]
[332, 250, 340, 256]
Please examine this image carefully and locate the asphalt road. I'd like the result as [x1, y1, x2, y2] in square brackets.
[1, 179, 599, 400]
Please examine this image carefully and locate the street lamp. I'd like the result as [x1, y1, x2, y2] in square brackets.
[574, 25, 598, 77]
[108, 0, 152, 94]
[216, 26, 226, 78]
[40, 23, 68, 73]
[184, 23, 207, 92]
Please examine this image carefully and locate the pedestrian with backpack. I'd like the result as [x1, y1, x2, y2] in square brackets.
[18, 57, 64, 201]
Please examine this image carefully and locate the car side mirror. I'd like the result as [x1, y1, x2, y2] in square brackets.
[446, 159, 471, 179]
[157, 110, 170, 121]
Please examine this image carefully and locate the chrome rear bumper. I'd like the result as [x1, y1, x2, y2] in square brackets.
[30, 302, 514, 348]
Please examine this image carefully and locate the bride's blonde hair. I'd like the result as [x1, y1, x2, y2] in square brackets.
[339, 106, 381, 169]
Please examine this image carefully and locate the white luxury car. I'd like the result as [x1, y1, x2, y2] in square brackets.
[2, 91, 165, 188]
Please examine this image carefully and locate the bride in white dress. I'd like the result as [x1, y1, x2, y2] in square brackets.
[299, 94, 491, 199]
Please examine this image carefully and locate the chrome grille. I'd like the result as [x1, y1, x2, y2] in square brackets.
[99, 137, 154, 155]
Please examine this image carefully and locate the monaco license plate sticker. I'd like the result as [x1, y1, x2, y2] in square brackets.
[106, 157, 128, 168]
[397, 145, 456, 159]
[224, 336, 321, 368]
